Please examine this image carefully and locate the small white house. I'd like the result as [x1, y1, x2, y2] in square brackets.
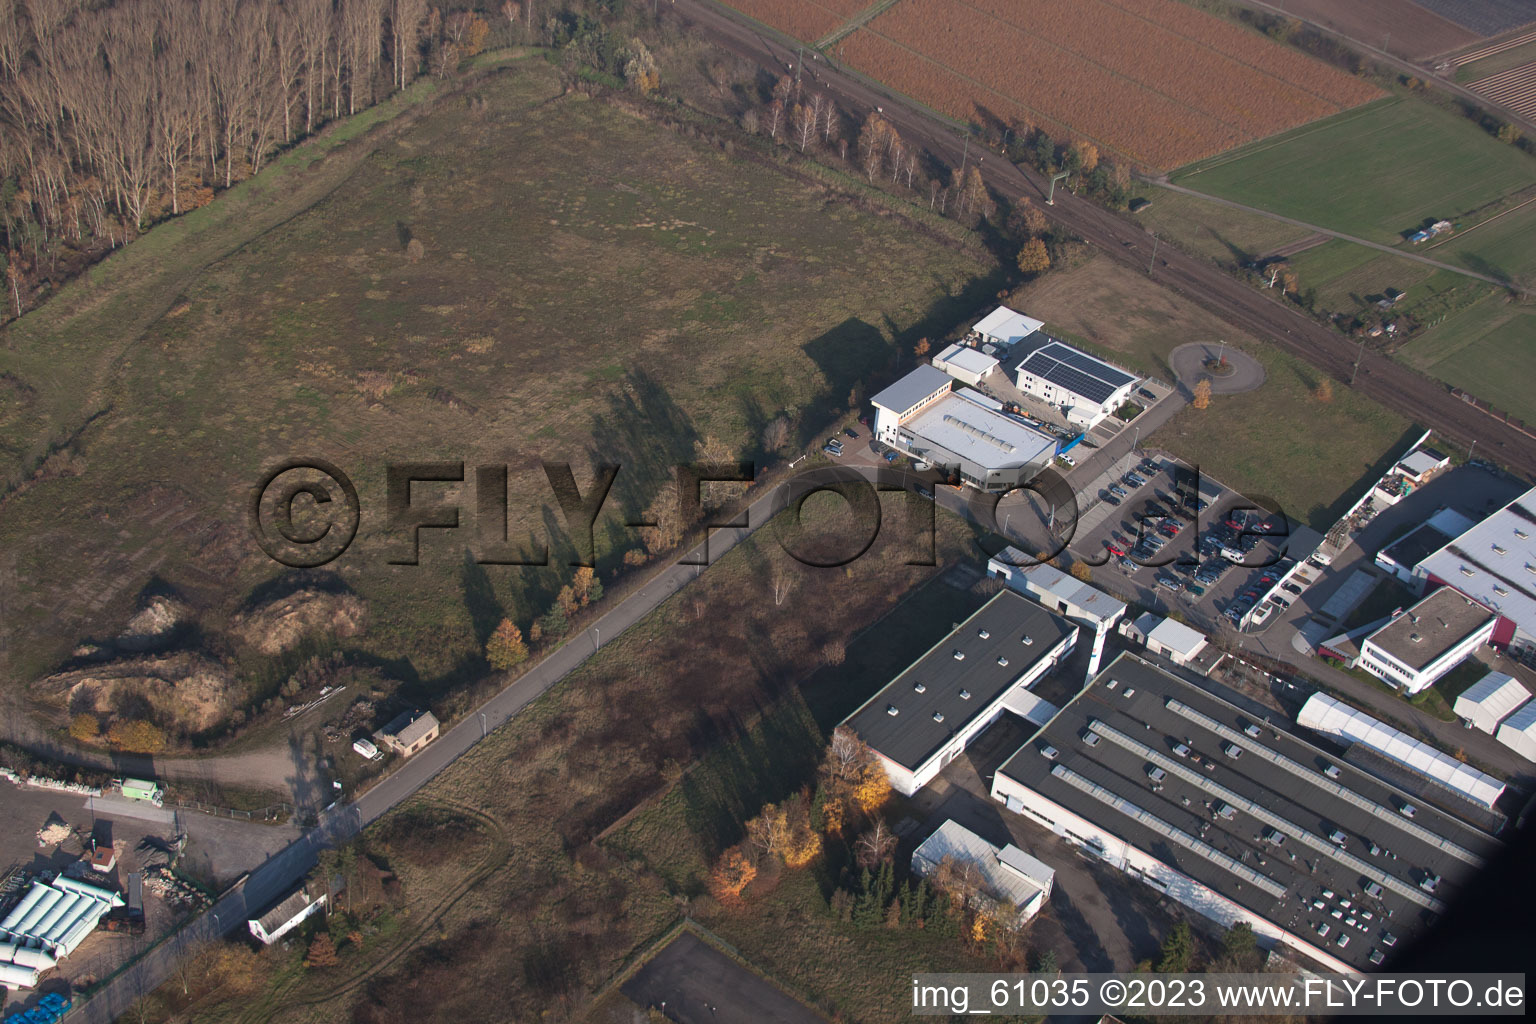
[971, 306, 1044, 349]
[931, 343, 1000, 387]
[911, 820, 1054, 927]
[1128, 612, 1208, 667]
[248, 887, 326, 946]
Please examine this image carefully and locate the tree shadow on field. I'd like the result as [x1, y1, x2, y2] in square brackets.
[460, 549, 504, 645]
[583, 367, 701, 543]
[678, 694, 825, 860]
[802, 318, 890, 421]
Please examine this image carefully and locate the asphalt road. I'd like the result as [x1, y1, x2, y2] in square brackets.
[62, 463, 930, 1024]
[666, 0, 1536, 480]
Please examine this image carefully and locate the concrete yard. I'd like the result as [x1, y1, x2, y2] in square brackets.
[622, 932, 826, 1024]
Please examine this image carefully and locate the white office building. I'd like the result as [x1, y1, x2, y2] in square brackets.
[1014, 341, 1140, 429]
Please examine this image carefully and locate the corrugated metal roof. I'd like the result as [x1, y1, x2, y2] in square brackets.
[1418, 485, 1536, 635]
[1297, 693, 1506, 808]
[1453, 672, 1531, 733]
[1497, 702, 1536, 761]
[869, 365, 952, 415]
[973, 306, 1043, 343]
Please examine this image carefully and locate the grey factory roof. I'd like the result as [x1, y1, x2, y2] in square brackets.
[870, 364, 953, 418]
[1363, 587, 1494, 671]
[843, 590, 1076, 773]
[1417, 485, 1536, 634]
[902, 390, 1058, 471]
[996, 653, 1498, 971]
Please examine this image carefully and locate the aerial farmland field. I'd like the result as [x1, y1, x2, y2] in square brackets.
[1269, 0, 1478, 58]
[1171, 97, 1536, 245]
[827, 0, 1380, 168]
[718, 0, 867, 45]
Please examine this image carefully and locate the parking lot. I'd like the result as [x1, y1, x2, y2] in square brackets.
[1068, 455, 1321, 637]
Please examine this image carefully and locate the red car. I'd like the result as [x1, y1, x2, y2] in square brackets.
[1107, 543, 1127, 557]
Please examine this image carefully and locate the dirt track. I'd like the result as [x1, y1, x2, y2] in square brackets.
[670, 0, 1536, 481]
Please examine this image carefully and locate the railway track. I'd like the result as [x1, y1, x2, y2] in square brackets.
[672, 0, 1536, 480]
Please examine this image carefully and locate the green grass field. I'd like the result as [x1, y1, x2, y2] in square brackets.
[1170, 98, 1536, 247]
[1156, 345, 1414, 529]
[1126, 187, 1315, 266]
[1423, 197, 1536, 282]
[0, 58, 989, 704]
[1400, 294, 1536, 423]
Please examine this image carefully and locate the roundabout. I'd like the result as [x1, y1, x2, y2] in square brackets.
[1170, 342, 1265, 395]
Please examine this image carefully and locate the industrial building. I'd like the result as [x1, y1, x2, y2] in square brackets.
[1356, 588, 1495, 695]
[1375, 508, 1475, 585]
[991, 653, 1499, 972]
[1452, 672, 1530, 734]
[930, 343, 1000, 387]
[841, 590, 1077, 796]
[870, 366, 1058, 493]
[1126, 612, 1209, 667]
[0, 874, 123, 981]
[248, 886, 326, 945]
[1497, 702, 1536, 762]
[911, 820, 1055, 927]
[970, 306, 1044, 349]
[1014, 341, 1139, 429]
[1297, 693, 1505, 810]
[1413, 485, 1536, 659]
[987, 553, 1126, 681]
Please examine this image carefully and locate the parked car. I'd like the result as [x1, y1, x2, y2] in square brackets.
[1186, 583, 1207, 598]
[883, 450, 898, 463]
[1109, 484, 1128, 497]
[823, 444, 842, 457]
[1124, 473, 1145, 487]
[843, 427, 859, 439]
[1107, 544, 1127, 557]
[858, 414, 871, 426]
[1282, 582, 1303, 595]
[1101, 493, 1121, 507]
[1157, 574, 1183, 592]
[1119, 556, 1140, 572]
[1057, 452, 1076, 467]
[1138, 387, 1157, 401]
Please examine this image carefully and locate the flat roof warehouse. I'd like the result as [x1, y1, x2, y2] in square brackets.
[992, 653, 1498, 972]
[844, 590, 1074, 773]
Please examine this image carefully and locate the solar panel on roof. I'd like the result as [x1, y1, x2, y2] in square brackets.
[1020, 349, 1127, 405]
[1039, 343, 1136, 388]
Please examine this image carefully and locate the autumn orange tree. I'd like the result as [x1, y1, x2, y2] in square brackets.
[709, 844, 757, 905]
[1192, 378, 1212, 410]
[1017, 239, 1050, 275]
[485, 618, 528, 670]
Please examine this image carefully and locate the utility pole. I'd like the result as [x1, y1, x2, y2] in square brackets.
[1468, 439, 1478, 463]
[1046, 170, 1069, 205]
[1148, 233, 1160, 275]
[959, 132, 970, 177]
[1350, 336, 1365, 385]
[794, 45, 803, 87]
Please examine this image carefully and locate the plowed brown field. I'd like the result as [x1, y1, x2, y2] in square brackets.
[723, 0, 869, 44]
[833, 0, 1383, 169]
